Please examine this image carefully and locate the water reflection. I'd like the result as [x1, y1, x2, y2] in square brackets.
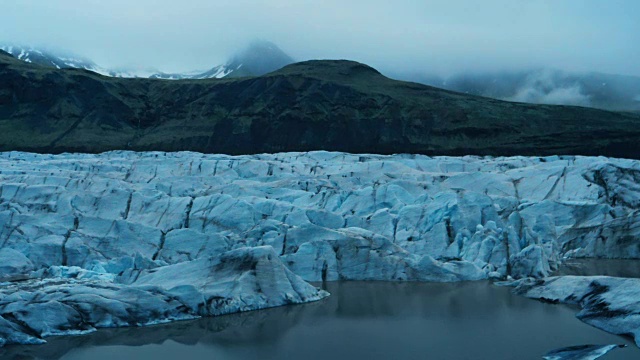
[2, 281, 638, 360]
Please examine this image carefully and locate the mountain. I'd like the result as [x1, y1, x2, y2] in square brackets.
[4, 43, 638, 111]
[150, 40, 295, 80]
[2, 41, 295, 81]
[224, 40, 296, 77]
[1, 50, 639, 157]
[0, 44, 161, 78]
[408, 69, 640, 112]
[149, 64, 238, 80]
[0, 44, 101, 72]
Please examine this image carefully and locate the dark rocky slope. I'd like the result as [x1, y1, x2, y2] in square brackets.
[1, 50, 639, 157]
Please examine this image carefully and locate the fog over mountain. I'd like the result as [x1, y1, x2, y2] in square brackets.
[406, 69, 640, 112]
[1, 1, 638, 77]
[1, 1, 639, 111]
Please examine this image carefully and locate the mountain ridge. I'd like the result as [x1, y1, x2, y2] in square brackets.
[0, 40, 294, 80]
[4, 42, 639, 112]
[1, 53, 639, 158]
[0, 44, 101, 71]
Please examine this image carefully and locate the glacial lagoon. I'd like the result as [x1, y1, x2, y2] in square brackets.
[3, 152, 640, 358]
[4, 276, 639, 360]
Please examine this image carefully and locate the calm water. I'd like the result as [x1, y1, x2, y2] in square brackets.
[2, 277, 639, 360]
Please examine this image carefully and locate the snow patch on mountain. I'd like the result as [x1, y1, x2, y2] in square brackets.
[0, 45, 102, 73]
[150, 41, 291, 80]
[2, 41, 293, 80]
[151, 64, 235, 80]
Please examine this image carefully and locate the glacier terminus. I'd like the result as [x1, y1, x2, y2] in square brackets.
[1, 151, 640, 349]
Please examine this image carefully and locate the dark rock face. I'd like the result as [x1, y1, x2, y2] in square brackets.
[1, 54, 640, 158]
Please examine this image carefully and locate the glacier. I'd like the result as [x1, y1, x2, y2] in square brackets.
[1, 151, 640, 346]
[0, 246, 327, 347]
[543, 344, 626, 360]
[511, 276, 640, 347]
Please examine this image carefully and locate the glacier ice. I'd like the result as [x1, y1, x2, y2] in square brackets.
[0, 246, 327, 347]
[2, 151, 639, 280]
[512, 276, 640, 347]
[1, 151, 640, 346]
[543, 344, 626, 360]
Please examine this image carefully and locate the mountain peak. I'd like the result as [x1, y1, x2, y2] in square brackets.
[149, 40, 295, 80]
[225, 40, 295, 77]
[1, 41, 296, 80]
[0, 44, 100, 72]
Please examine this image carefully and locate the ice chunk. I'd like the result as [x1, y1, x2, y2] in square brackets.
[0, 248, 34, 281]
[0, 247, 327, 347]
[512, 276, 640, 347]
[543, 344, 626, 360]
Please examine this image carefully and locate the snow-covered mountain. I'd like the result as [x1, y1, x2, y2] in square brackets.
[103, 66, 164, 79]
[7, 41, 637, 111]
[0, 44, 161, 78]
[2, 40, 294, 80]
[149, 63, 238, 80]
[0, 44, 101, 72]
[224, 40, 295, 77]
[150, 40, 294, 79]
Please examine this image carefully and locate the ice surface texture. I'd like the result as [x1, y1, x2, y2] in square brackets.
[543, 344, 626, 360]
[1, 151, 640, 346]
[514, 276, 640, 347]
[0, 246, 327, 347]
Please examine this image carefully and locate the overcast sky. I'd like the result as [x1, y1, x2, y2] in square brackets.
[1, 0, 638, 76]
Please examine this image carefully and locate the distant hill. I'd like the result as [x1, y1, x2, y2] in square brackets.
[1, 51, 639, 158]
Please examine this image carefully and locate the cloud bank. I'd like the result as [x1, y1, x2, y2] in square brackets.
[0, 0, 638, 76]
[507, 70, 592, 106]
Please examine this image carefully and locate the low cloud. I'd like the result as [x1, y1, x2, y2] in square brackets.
[508, 70, 591, 106]
[0, 1, 638, 76]
[511, 86, 591, 106]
